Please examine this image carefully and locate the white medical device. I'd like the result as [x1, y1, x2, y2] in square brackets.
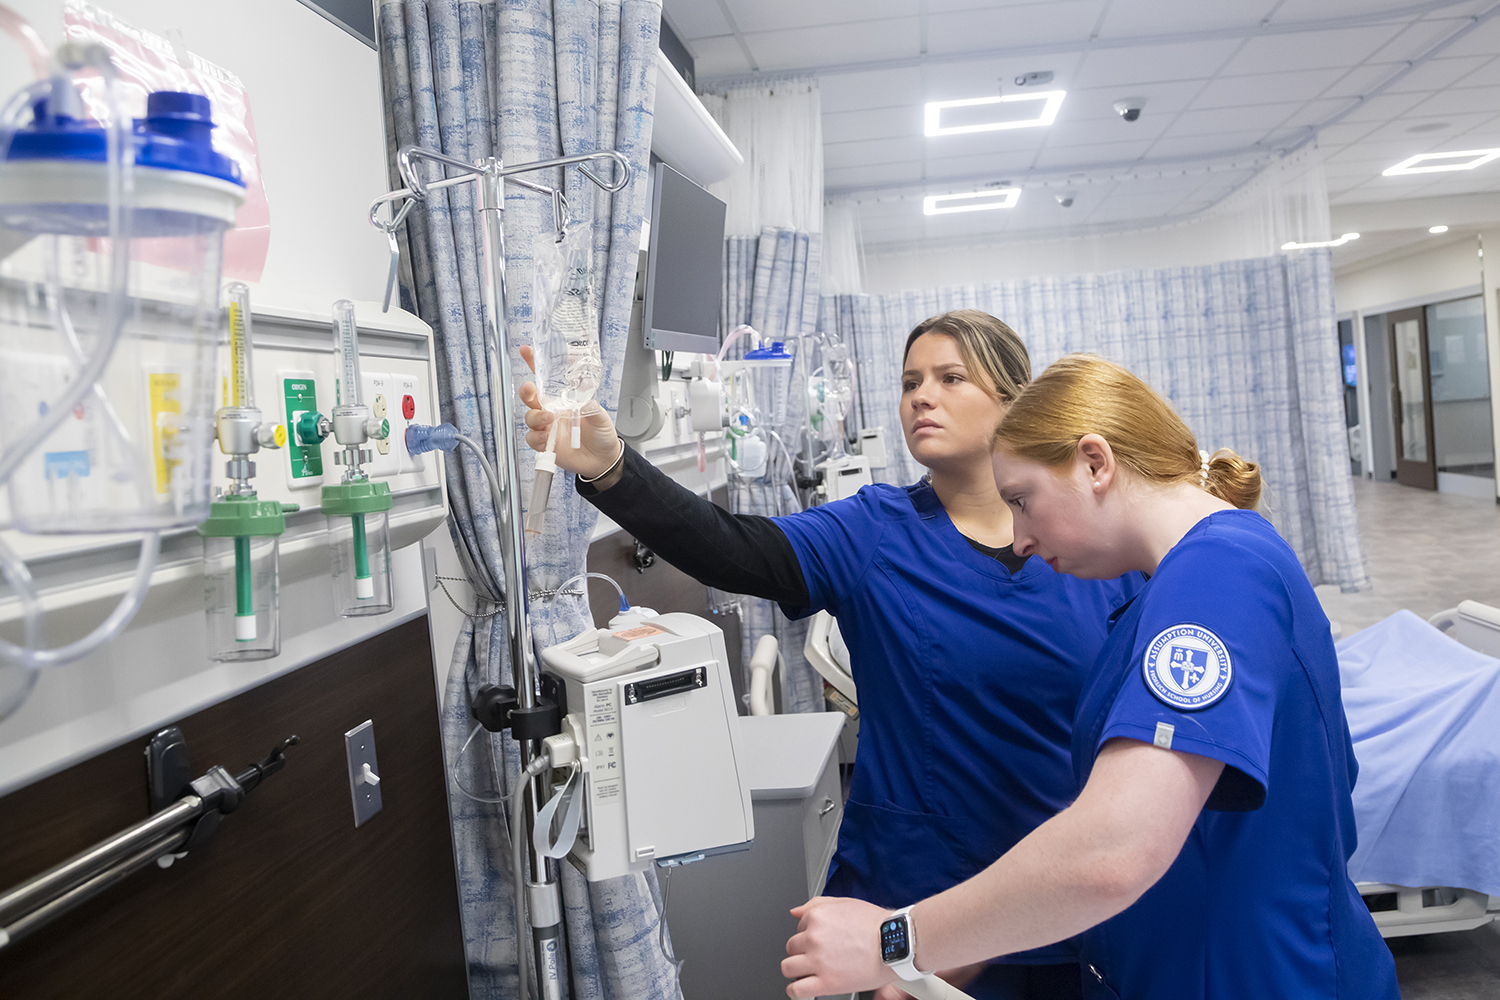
[857, 428, 889, 470]
[805, 611, 857, 704]
[817, 454, 874, 502]
[539, 609, 755, 882]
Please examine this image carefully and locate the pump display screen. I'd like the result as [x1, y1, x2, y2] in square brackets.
[643, 162, 727, 354]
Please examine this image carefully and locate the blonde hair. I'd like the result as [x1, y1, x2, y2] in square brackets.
[903, 310, 1030, 401]
[992, 354, 1262, 510]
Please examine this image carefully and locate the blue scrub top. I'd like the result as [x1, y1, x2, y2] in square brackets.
[776, 480, 1138, 967]
[1071, 510, 1398, 999]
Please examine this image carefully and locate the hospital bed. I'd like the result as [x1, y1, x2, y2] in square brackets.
[807, 605, 1500, 941]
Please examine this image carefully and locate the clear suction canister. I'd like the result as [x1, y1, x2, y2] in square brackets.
[740, 341, 795, 428]
[323, 479, 393, 617]
[199, 497, 292, 661]
[0, 89, 246, 532]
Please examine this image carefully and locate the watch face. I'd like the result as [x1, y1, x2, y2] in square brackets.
[880, 916, 911, 964]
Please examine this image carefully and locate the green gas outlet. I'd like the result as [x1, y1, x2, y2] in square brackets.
[281, 373, 324, 482]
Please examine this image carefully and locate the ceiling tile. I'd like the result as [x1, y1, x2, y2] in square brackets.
[1336, 91, 1430, 123]
[824, 135, 929, 170]
[921, 124, 1055, 158]
[925, 2, 1108, 54]
[1406, 85, 1500, 118]
[1447, 56, 1500, 88]
[823, 106, 923, 143]
[1057, 81, 1205, 122]
[726, 0, 919, 34]
[825, 162, 929, 190]
[1144, 130, 1270, 158]
[1369, 16, 1483, 65]
[1094, 0, 1277, 38]
[1381, 55, 1492, 94]
[1191, 68, 1347, 108]
[689, 35, 754, 79]
[1278, 97, 1359, 131]
[1070, 39, 1242, 89]
[918, 148, 1047, 179]
[1319, 62, 1405, 100]
[1163, 103, 1303, 138]
[1429, 13, 1500, 59]
[818, 67, 926, 113]
[1030, 138, 1156, 167]
[1221, 24, 1405, 75]
[1316, 121, 1381, 146]
[742, 17, 923, 72]
[1043, 115, 1172, 145]
[1357, 111, 1497, 144]
[661, 0, 733, 41]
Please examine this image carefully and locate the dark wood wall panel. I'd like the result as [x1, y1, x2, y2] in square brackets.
[0, 616, 468, 1000]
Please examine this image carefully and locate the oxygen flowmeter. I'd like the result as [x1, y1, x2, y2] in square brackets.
[320, 300, 393, 617]
[198, 283, 295, 661]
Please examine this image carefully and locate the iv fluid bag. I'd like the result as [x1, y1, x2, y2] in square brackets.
[531, 227, 601, 413]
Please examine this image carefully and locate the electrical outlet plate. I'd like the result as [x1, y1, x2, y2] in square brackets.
[344, 720, 383, 828]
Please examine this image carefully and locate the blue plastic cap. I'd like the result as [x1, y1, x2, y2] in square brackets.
[5, 86, 242, 186]
[406, 422, 460, 456]
[744, 341, 793, 360]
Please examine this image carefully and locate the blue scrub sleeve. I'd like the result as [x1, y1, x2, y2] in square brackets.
[773, 488, 889, 618]
[1097, 539, 1296, 811]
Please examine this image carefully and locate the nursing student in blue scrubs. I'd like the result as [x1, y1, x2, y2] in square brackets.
[520, 312, 1138, 1000]
[782, 354, 1398, 1000]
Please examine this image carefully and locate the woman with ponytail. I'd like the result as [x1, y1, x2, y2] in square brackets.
[784, 355, 1396, 1000]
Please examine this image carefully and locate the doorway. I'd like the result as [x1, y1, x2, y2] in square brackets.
[1389, 307, 1437, 490]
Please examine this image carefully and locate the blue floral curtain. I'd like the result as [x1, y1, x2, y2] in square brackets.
[377, 1, 677, 997]
[717, 227, 824, 712]
[821, 250, 1368, 592]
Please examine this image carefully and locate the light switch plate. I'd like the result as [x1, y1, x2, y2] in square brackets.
[345, 720, 383, 828]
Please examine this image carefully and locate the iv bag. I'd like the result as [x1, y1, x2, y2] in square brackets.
[531, 226, 601, 414]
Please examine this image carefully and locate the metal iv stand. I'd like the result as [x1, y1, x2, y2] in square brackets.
[370, 145, 630, 1000]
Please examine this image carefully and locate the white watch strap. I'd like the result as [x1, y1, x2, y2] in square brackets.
[884, 905, 925, 982]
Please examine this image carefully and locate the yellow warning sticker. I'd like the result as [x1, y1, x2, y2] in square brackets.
[149, 372, 182, 494]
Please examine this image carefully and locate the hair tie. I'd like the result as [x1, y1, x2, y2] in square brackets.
[1199, 449, 1211, 488]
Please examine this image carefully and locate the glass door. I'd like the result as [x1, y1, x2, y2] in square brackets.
[1389, 307, 1437, 490]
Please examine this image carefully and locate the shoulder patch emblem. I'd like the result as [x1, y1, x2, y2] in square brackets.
[1141, 624, 1232, 710]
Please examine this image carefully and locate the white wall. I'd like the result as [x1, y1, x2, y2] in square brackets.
[1, 0, 393, 313]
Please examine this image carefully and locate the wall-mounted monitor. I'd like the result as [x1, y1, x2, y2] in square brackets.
[643, 162, 726, 354]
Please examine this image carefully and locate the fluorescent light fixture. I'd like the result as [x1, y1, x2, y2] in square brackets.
[924, 91, 1066, 137]
[923, 188, 1022, 215]
[1281, 233, 1360, 250]
[1429, 225, 1449, 234]
[1382, 148, 1500, 176]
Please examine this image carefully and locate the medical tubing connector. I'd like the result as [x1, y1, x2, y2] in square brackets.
[526, 420, 560, 537]
[0, 51, 163, 675]
[549, 571, 628, 616]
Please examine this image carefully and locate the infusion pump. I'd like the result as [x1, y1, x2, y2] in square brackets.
[540, 610, 755, 882]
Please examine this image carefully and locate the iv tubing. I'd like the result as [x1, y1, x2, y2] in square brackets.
[511, 753, 551, 1000]
[0, 54, 163, 674]
[549, 571, 628, 615]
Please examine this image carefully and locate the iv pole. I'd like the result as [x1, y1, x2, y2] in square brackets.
[370, 145, 630, 1000]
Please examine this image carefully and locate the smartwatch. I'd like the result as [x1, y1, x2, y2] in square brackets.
[879, 905, 925, 982]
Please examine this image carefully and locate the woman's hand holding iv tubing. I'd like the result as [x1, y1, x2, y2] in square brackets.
[519, 345, 622, 480]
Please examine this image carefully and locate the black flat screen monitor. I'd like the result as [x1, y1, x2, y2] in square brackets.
[643, 162, 726, 353]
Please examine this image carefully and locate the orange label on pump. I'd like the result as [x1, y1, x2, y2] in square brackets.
[612, 624, 669, 641]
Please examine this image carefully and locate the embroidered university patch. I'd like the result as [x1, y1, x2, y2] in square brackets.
[1142, 624, 1232, 710]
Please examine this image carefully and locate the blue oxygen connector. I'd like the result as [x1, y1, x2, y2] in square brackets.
[406, 422, 460, 456]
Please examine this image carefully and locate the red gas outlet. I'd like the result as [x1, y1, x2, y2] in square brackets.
[402, 394, 415, 419]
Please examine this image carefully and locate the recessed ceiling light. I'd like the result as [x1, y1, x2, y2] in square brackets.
[1383, 148, 1500, 175]
[1282, 233, 1360, 250]
[924, 92, 1066, 137]
[1430, 225, 1450, 233]
[923, 188, 1022, 215]
[1406, 122, 1450, 134]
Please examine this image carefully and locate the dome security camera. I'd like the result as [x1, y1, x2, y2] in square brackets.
[1113, 97, 1146, 122]
[1055, 192, 1076, 208]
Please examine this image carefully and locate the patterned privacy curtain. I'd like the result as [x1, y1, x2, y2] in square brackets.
[821, 249, 1368, 592]
[718, 226, 825, 713]
[376, 2, 678, 998]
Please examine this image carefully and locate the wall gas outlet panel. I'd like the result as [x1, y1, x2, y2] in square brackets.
[394, 373, 428, 475]
[280, 370, 325, 489]
[362, 372, 399, 478]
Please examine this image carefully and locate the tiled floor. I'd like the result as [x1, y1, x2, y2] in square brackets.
[1316, 476, 1500, 636]
[1314, 476, 1500, 998]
